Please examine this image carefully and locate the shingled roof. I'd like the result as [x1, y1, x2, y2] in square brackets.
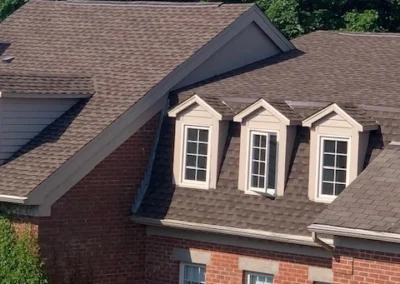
[0, 73, 94, 97]
[0, 0, 253, 197]
[312, 144, 400, 234]
[135, 31, 400, 237]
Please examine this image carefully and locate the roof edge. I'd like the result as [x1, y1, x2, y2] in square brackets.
[131, 215, 333, 247]
[308, 224, 400, 244]
[0, 194, 27, 204]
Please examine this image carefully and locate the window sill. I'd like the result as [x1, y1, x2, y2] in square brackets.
[178, 181, 209, 190]
[245, 188, 276, 197]
[314, 196, 337, 203]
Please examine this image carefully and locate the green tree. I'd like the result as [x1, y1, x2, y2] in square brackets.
[0, 215, 47, 284]
[0, 0, 27, 22]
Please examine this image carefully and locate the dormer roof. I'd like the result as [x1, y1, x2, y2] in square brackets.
[302, 103, 379, 132]
[168, 94, 235, 120]
[233, 98, 302, 125]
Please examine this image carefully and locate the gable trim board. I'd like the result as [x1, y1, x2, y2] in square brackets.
[132, 216, 333, 248]
[309, 224, 400, 244]
[168, 94, 223, 120]
[1, 4, 293, 215]
[302, 103, 378, 131]
[233, 99, 295, 125]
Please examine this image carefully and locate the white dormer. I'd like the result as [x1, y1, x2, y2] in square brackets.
[168, 95, 231, 189]
[233, 99, 300, 197]
[302, 103, 378, 203]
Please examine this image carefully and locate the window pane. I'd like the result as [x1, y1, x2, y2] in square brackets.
[336, 155, 347, 169]
[198, 143, 207, 155]
[248, 273, 273, 284]
[259, 177, 265, 188]
[337, 141, 347, 154]
[197, 170, 206, 181]
[259, 162, 266, 176]
[324, 140, 335, 153]
[188, 128, 198, 141]
[199, 129, 208, 142]
[260, 149, 266, 161]
[251, 175, 258, 187]
[323, 154, 335, 167]
[197, 156, 207, 169]
[254, 135, 260, 147]
[322, 182, 334, 195]
[268, 135, 277, 189]
[336, 170, 346, 183]
[253, 148, 260, 160]
[186, 155, 196, 167]
[187, 142, 197, 154]
[185, 168, 196, 180]
[260, 135, 267, 147]
[252, 161, 259, 175]
[322, 169, 334, 182]
[335, 183, 346, 195]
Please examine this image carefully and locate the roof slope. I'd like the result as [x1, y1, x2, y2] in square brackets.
[313, 144, 400, 234]
[178, 31, 400, 106]
[0, 0, 252, 197]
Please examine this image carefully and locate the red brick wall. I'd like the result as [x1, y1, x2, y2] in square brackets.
[35, 113, 160, 284]
[332, 247, 400, 284]
[146, 235, 332, 284]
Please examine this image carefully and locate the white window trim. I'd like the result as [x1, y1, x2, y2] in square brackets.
[245, 271, 274, 284]
[180, 124, 212, 189]
[179, 262, 206, 284]
[246, 129, 278, 196]
[316, 135, 351, 203]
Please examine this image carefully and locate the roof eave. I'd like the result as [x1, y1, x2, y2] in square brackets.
[0, 92, 93, 99]
[0, 194, 28, 204]
[308, 224, 400, 244]
[132, 215, 333, 247]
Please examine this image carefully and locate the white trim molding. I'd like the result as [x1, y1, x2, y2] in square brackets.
[309, 224, 400, 244]
[133, 216, 334, 247]
[168, 94, 224, 120]
[302, 103, 378, 132]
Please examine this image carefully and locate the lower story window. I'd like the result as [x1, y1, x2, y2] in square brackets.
[246, 272, 274, 284]
[180, 263, 205, 284]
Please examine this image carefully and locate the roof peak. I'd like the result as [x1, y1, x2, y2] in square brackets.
[62, 0, 236, 8]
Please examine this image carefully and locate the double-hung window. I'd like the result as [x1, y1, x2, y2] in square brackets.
[180, 263, 205, 284]
[246, 272, 274, 284]
[183, 126, 209, 183]
[248, 131, 277, 195]
[319, 137, 349, 199]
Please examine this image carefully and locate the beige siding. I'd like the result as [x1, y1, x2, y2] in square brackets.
[180, 103, 214, 120]
[174, 22, 281, 90]
[0, 98, 78, 163]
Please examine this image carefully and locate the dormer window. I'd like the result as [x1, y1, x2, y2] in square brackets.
[168, 94, 233, 190]
[249, 131, 277, 195]
[303, 103, 378, 203]
[319, 137, 349, 200]
[183, 126, 210, 183]
[234, 99, 301, 197]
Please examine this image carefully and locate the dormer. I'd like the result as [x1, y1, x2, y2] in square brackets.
[302, 103, 378, 203]
[168, 95, 232, 189]
[233, 99, 301, 197]
[0, 73, 94, 164]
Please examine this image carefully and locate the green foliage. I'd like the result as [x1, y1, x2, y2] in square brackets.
[344, 9, 380, 32]
[0, 215, 47, 284]
[0, 0, 27, 22]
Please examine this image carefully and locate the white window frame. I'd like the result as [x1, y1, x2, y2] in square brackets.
[245, 271, 274, 284]
[317, 135, 350, 202]
[179, 263, 206, 284]
[181, 124, 211, 189]
[246, 130, 278, 196]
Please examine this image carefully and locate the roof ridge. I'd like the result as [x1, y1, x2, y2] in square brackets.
[63, 0, 233, 7]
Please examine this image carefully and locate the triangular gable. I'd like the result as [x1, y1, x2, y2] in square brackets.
[233, 99, 298, 125]
[302, 103, 378, 132]
[168, 94, 223, 120]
